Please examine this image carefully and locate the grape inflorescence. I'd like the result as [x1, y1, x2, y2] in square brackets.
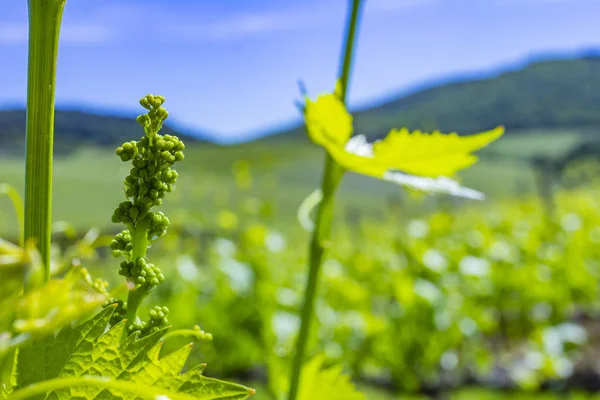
[105, 95, 184, 336]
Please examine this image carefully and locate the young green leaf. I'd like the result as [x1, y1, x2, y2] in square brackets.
[13, 272, 107, 337]
[0, 184, 24, 247]
[304, 91, 504, 199]
[1, 260, 106, 362]
[0, 239, 26, 332]
[10, 307, 255, 400]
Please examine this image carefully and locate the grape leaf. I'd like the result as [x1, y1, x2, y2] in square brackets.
[10, 306, 255, 400]
[305, 91, 503, 178]
[372, 126, 505, 177]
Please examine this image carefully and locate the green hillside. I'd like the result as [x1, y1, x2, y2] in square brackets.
[0, 109, 206, 156]
[2, 54, 600, 156]
[270, 54, 600, 141]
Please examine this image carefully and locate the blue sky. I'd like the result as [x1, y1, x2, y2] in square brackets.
[1, 0, 600, 143]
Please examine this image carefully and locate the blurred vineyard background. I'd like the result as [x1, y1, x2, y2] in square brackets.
[4, 52, 600, 399]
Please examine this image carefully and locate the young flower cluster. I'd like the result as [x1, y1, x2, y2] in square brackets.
[102, 298, 128, 326]
[111, 95, 184, 226]
[126, 306, 170, 336]
[118, 258, 164, 286]
[147, 211, 171, 241]
[108, 95, 184, 335]
[109, 229, 132, 257]
[110, 94, 184, 278]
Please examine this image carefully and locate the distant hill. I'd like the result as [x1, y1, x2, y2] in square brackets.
[267, 54, 600, 141]
[3, 53, 600, 154]
[0, 109, 208, 156]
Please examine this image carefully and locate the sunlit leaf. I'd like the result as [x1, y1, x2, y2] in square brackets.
[372, 126, 505, 177]
[303, 89, 503, 199]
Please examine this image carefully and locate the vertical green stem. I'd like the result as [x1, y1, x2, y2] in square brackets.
[337, 0, 363, 104]
[124, 220, 150, 333]
[287, 1, 363, 399]
[23, 0, 66, 290]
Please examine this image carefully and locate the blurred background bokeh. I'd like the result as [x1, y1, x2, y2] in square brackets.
[3, 0, 600, 398]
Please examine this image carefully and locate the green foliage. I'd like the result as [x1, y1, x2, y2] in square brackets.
[9, 306, 255, 400]
[4, 130, 597, 397]
[141, 181, 600, 393]
[4, 0, 600, 397]
[0, 239, 27, 331]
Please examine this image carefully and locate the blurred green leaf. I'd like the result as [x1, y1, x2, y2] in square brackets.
[295, 356, 364, 400]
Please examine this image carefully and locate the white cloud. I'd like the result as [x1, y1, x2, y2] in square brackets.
[173, 10, 318, 41]
[0, 0, 442, 47]
[182, 0, 435, 42]
[61, 25, 114, 44]
[370, 0, 438, 12]
[0, 24, 26, 44]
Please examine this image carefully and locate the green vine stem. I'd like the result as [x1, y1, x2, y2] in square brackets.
[23, 0, 67, 289]
[124, 219, 151, 330]
[287, 1, 364, 399]
[162, 327, 213, 342]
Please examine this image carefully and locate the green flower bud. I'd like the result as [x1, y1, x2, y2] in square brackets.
[139, 98, 150, 110]
[129, 206, 139, 220]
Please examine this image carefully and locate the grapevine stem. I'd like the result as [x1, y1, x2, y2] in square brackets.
[162, 328, 213, 342]
[124, 219, 150, 335]
[287, 1, 363, 399]
[23, 0, 66, 290]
